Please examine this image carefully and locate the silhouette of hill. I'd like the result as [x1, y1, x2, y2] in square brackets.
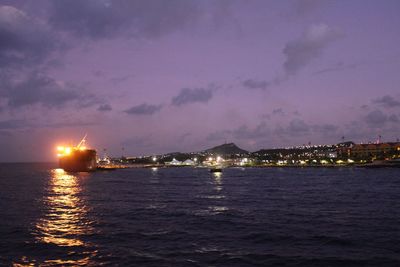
[204, 143, 248, 155]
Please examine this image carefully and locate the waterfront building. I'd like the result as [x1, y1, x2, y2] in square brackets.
[351, 142, 400, 159]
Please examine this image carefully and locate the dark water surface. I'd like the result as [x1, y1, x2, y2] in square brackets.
[0, 163, 399, 266]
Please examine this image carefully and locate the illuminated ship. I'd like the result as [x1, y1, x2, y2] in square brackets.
[56, 135, 97, 172]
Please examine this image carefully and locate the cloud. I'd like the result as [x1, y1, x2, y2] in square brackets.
[242, 79, 269, 90]
[124, 103, 162, 115]
[0, 119, 25, 130]
[312, 123, 338, 135]
[41, 120, 98, 129]
[97, 104, 112, 112]
[171, 87, 214, 106]
[0, 118, 96, 130]
[49, 0, 203, 39]
[272, 108, 285, 116]
[372, 95, 400, 108]
[0, 72, 98, 108]
[277, 119, 310, 136]
[206, 130, 232, 142]
[314, 61, 362, 75]
[364, 110, 391, 127]
[0, 5, 59, 69]
[283, 24, 342, 75]
[110, 75, 133, 84]
[388, 114, 399, 123]
[232, 122, 271, 140]
[0, 130, 11, 137]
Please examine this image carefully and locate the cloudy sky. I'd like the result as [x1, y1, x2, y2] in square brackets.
[1, 0, 400, 161]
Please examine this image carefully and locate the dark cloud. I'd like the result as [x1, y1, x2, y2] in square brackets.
[49, 0, 203, 39]
[110, 75, 133, 84]
[372, 95, 400, 108]
[365, 110, 389, 127]
[272, 108, 285, 116]
[41, 120, 98, 129]
[0, 5, 93, 110]
[283, 24, 342, 75]
[0, 119, 25, 130]
[0, 5, 59, 69]
[0, 118, 96, 130]
[275, 119, 341, 141]
[0, 72, 94, 108]
[312, 123, 338, 135]
[314, 61, 362, 75]
[124, 103, 162, 115]
[287, 119, 309, 133]
[233, 122, 270, 140]
[388, 114, 399, 123]
[242, 79, 269, 90]
[97, 104, 112, 112]
[171, 87, 214, 106]
[93, 70, 105, 77]
[0, 130, 11, 137]
[206, 130, 232, 142]
[276, 119, 310, 136]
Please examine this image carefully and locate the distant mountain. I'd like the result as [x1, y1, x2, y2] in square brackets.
[204, 143, 249, 155]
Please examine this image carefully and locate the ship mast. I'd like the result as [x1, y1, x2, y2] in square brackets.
[77, 134, 87, 149]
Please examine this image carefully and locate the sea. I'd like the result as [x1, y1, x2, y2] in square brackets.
[0, 163, 399, 266]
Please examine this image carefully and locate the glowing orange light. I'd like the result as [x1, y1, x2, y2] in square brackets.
[65, 147, 72, 155]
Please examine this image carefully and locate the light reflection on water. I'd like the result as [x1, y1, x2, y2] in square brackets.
[207, 172, 229, 214]
[32, 169, 96, 266]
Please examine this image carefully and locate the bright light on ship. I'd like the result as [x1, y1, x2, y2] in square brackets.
[65, 147, 72, 155]
[56, 145, 73, 157]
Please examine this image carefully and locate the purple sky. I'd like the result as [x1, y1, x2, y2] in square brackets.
[1, 0, 400, 162]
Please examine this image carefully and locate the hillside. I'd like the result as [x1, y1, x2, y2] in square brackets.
[204, 143, 249, 155]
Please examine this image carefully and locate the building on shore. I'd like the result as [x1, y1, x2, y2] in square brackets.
[350, 142, 400, 159]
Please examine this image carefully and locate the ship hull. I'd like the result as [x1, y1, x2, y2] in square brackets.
[59, 149, 97, 172]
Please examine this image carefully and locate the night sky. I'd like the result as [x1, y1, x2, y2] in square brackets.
[1, 0, 400, 162]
